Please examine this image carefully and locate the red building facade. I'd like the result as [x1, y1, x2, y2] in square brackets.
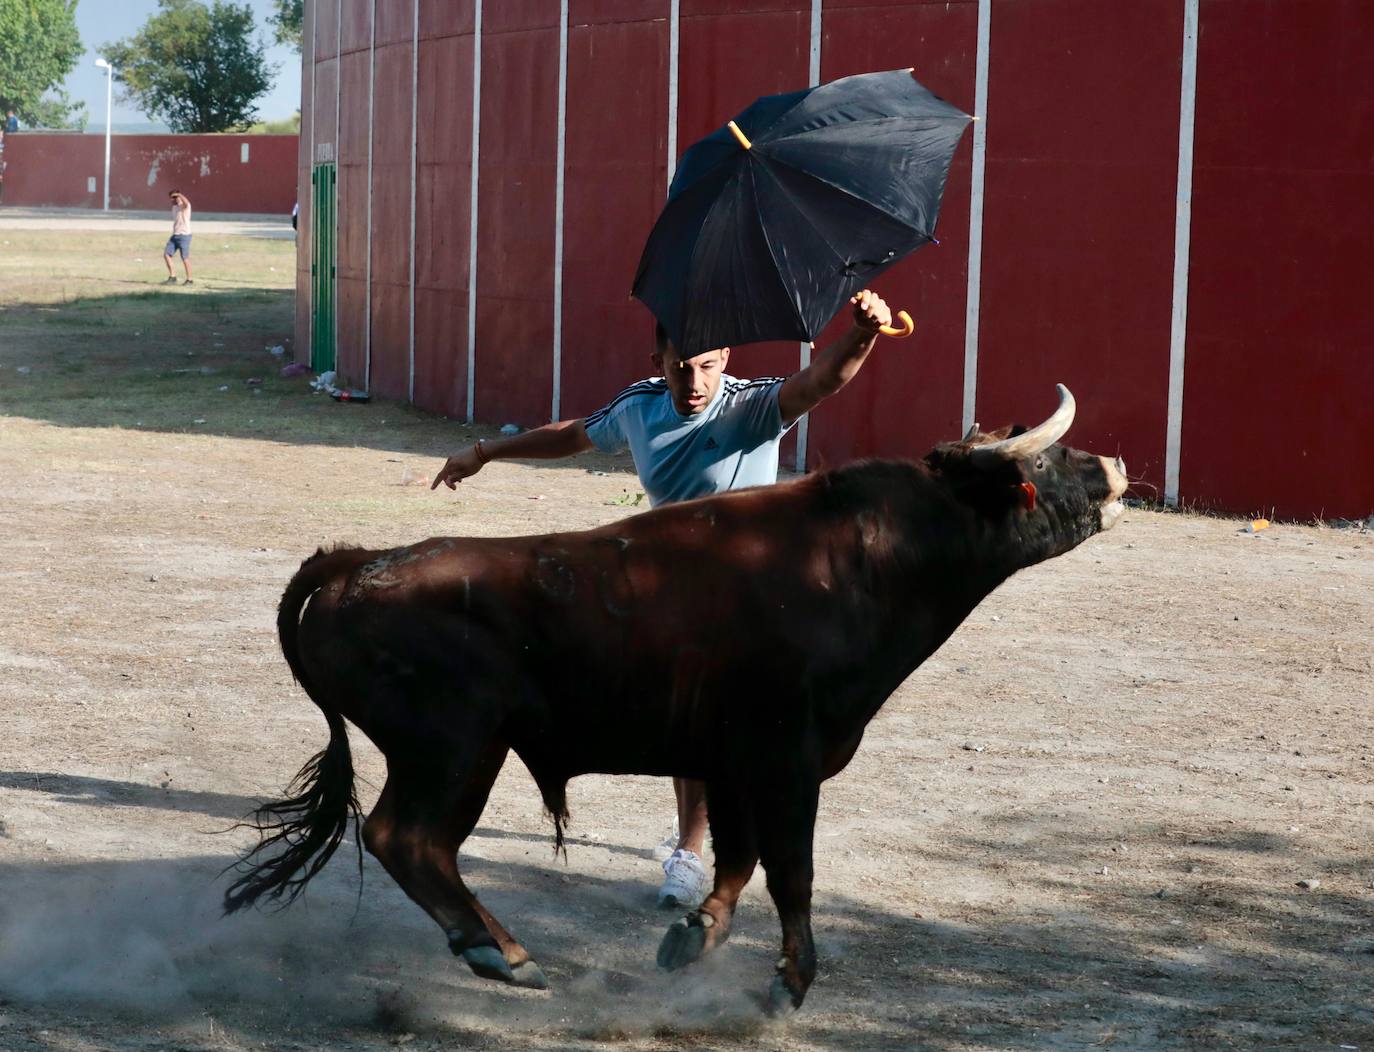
[297, 0, 1374, 520]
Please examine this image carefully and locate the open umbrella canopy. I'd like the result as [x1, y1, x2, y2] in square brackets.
[632, 69, 972, 358]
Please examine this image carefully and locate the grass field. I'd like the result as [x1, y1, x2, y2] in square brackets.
[0, 230, 486, 483]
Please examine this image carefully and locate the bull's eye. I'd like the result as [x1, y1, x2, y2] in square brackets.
[1034, 456, 1046, 472]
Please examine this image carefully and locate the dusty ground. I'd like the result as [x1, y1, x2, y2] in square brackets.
[1, 229, 1372, 1052]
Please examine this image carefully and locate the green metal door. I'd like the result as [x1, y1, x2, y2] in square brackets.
[310, 162, 337, 374]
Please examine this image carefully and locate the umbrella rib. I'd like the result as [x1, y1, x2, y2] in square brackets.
[769, 114, 964, 140]
[750, 161, 850, 273]
[761, 154, 932, 238]
[746, 162, 810, 336]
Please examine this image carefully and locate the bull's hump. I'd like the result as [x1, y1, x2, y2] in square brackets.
[344, 538, 478, 599]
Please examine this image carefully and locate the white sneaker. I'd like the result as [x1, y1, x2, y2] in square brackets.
[650, 816, 679, 862]
[657, 848, 709, 909]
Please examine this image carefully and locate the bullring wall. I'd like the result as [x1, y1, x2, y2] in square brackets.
[297, 0, 1374, 519]
[2, 133, 297, 214]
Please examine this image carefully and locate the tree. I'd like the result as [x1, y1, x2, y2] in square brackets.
[244, 109, 300, 135]
[28, 89, 87, 130]
[269, 0, 303, 53]
[102, 0, 277, 134]
[0, 0, 82, 124]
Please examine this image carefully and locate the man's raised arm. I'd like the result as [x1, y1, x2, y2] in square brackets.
[777, 289, 894, 426]
[431, 418, 595, 490]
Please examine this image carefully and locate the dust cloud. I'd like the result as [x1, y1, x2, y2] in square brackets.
[0, 850, 785, 1043]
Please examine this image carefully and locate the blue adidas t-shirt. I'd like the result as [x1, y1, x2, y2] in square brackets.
[583, 374, 798, 507]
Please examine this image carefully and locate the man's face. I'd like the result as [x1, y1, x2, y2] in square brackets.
[652, 344, 729, 415]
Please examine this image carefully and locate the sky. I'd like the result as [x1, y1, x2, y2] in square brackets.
[65, 0, 303, 131]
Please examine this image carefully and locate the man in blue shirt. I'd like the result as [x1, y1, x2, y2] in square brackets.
[432, 289, 894, 907]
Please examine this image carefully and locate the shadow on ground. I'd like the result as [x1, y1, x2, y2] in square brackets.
[0, 770, 655, 861]
[0, 286, 640, 477]
[0, 817, 1370, 1052]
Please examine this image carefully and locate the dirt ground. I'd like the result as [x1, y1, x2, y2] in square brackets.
[1, 229, 1372, 1052]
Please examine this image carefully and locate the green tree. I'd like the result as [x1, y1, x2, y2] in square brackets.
[268, 0, 302, 52]
[102, 0, 277, 134]
[0, 0, 82, 124]
[243, 109, 300, 135]
[27, 89, 87, 130]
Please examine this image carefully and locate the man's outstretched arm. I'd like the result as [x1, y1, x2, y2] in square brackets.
[431, 418, 595, 490]
[777, 289, 894, 426]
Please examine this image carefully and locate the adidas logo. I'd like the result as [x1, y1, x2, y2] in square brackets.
[704, 437, 718, 450]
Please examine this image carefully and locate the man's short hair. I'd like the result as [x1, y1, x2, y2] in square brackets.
[168, 188, 181, 198]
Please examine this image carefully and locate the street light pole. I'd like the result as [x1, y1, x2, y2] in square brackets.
[94, 58, 113, 211]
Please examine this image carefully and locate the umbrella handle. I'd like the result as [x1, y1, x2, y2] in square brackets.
[878, 310, 914, 338]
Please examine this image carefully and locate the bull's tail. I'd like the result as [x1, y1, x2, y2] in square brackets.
[223, 547, 373, 914]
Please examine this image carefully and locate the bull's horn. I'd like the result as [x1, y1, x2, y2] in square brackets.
[962, 422, 980, 442]
[970, 384, 1076, 467]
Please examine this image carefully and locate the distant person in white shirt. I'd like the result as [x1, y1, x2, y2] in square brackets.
[164, 189, 193, 285]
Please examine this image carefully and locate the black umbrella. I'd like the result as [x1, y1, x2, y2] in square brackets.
[632, 69, 972, 358]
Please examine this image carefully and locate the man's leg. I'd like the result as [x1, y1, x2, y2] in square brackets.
[182, 253, 193, 282]
[675, 778, 707, 855]
[164, 251, 175, 279]
[659, 777, 710, 908]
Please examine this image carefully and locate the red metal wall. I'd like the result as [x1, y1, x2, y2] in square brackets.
[472, 3, 561, 425]
[414, 2, 476, 417]
[977, 0, 1180, 498]
[1181, 0, 1374, 518]
[812, 0, 976, 467]
[559, 0, 670, 418]
[299, 0, 1374, 520]
[366, 2, 415, 402]
[335, 0, 371, 390]
[2, 133, 296, 213]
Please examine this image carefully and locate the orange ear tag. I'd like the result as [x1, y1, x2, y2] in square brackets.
[1019, 481, 1037, 512]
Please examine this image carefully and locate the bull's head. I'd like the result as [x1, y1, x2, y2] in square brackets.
[928, 385, 1129, 555]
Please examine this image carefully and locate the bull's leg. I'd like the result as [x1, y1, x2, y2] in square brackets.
[657, 783, 757, 971]
[363, 743, 547, 990]
[437, 739, 549, 989]
[756, 777, 821, 1014]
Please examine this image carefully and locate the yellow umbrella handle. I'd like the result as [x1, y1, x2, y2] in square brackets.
[879, 310, 915, 338]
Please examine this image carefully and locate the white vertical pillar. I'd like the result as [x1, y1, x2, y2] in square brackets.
[795, 0, 823, 473]
[408, 0, 419, 402]
[334, 0, 342, 379]
[1165, 0, 1199, 506]
[307, 0, 317, 359]
[552, 0, 569, 422]
[365, 0, 375, 391]
[962, 0, 991, 435]
[467, 0, 483, 422]
[666, 0, 680, 192]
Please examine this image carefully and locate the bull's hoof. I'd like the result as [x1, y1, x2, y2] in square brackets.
[767, 974, 802, 1017]
[656, 915, 706, 971]
[510, 960, 550, 990]
[461, 944, 516, 983]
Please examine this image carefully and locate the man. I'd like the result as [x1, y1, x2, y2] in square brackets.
[164, 189, 193, 285]
[431, 289, 894, 908]
[4, 111, 17, 134]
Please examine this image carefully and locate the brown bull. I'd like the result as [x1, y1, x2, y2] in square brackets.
[226, 385, 1128, 1012]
